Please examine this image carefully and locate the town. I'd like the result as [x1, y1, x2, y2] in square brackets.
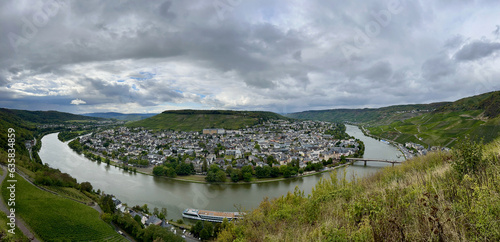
[69, 120, 364, 182]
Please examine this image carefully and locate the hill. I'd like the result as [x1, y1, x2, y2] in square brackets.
[127, 109, 290, 131]
[0, 108, 104, 124]
[366, 91, 500, 147]
[287, 102, 448, 126]
[217, 138, 500, 241]
[83, 112, 157, 121]
[0, 108, 104, 155]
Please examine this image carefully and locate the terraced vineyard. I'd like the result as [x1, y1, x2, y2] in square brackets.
[367, 110, 500, 147]
[1, 174, 125, 241]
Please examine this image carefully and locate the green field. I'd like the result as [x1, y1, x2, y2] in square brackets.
[367, 110, 500, 147]
[127, 109, 289, 131]
[1, 174, 125, 241]
[0, 210, 28, 241]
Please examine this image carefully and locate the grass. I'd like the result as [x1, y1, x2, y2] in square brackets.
[0, 210, 28, 241]
[217, 139, 500, 241]
[40, 185, 94, 204]
[1, 173, 125, 242]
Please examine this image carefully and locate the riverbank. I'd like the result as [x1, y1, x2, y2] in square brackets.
[100, 156, 350, 185]
[152, 163, 351, 185]
[356, 124, 410, 160]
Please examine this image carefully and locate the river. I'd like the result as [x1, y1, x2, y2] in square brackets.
[38, 125, 403, 221]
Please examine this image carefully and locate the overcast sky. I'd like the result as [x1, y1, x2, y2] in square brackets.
[1, 0, 500, 114]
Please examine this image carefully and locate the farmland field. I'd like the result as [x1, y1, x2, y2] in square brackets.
[1, 173, 126, 241]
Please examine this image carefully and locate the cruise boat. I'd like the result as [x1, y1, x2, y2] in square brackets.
[182, 208, 243, 222]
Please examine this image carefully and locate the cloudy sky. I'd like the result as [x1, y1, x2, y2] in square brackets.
[1, 0, 500, 114]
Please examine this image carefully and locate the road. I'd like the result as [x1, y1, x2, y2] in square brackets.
[0, 165, 40, 241]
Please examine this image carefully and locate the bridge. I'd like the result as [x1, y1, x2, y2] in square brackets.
[345, 158, 402, 167]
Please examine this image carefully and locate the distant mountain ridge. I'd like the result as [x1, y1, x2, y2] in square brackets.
[127, 109, 290, 131]
[83, 112, 157, 121]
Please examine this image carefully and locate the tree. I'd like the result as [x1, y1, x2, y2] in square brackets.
[153, 166, 165, 176]
[202, 159, 208, 172]
[241, 165, 253, 175]
[142, 204, 149, 214]
[80, 181, 93, 192]
[191, 221, 203, 237]
[154, 207, 159, 216]
[340, 155, 347, 164]
[281, 165, 291, 178]
[254, 142, 261, 152]
[200, 228, 210, 240]
[270, 166, 280, 178]
[230, 170, 241, 182]
[100, 195, 116, 214]
[159, 207, 167, 220]
[255, 166, 271, 178]
[216, 170, 227, 182]
[243, 172, 252, 182]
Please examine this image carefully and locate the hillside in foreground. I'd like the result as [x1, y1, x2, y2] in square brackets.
[126, 109, 290, 131]
[217, 138, 500, 241]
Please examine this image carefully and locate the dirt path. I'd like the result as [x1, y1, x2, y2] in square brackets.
[0, 165, 40, 241]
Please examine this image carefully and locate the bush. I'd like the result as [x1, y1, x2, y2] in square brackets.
[452, 136, 485, 178]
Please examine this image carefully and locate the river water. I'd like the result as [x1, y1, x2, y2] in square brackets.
[38, 125, 403, 221]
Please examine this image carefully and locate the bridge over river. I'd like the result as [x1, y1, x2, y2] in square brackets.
[345, 158, 403, 167]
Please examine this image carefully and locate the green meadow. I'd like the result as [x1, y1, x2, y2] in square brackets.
[1, 174, 125, 241]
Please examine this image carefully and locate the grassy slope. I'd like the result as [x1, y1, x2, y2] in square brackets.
[218, 140, 500, 241]
[0, 211, 28, 241]
[367, 91, 500, 147]
[1, 173, 124, 241]
[127, 109, 289, 131]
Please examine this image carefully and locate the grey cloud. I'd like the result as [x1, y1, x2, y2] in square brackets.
[444, 35, 465, 49]
[361, 61, 393, 83]
[293, 50, 302, 62]
[1, 0, 500, 113]
[0, 75, 8, 86]
[422, 55, 455, 80]
[493, 25, 500, 37]
[454, 41, 500, 61]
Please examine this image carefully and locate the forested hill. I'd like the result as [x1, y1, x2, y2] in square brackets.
[126, 109, 290, 131]
[0, 108, 104, 153]
[287, 102, 448, 125]
[0, 108, 104, 124]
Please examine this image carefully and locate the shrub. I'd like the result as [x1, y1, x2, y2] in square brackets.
[452, 136, 485, 178]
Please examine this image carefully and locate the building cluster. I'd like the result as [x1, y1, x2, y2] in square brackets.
[79, 120, 360, 173]
[37, 120, 122, 130]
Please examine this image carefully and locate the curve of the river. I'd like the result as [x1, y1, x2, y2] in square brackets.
[38, 125, 403, 221]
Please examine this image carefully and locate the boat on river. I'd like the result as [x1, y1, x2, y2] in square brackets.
[182, 208, 243, 222]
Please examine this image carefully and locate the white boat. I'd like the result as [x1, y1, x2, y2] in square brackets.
[182, 208, 243, 222]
